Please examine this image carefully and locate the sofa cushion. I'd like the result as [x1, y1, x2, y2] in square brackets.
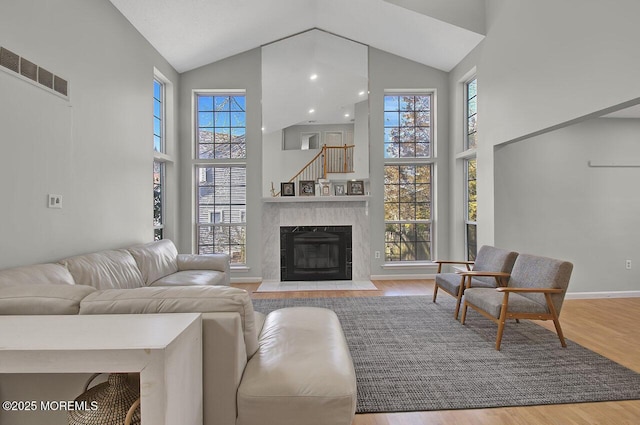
[79, 286, 259, 357]
[0, 263, 76, 287]
[59, 250, 145, 290]
[0, 284, 96, 315]
[149, 270, 226, 287]
[237, 307, 357, 425]
[127, 240, 179, 285]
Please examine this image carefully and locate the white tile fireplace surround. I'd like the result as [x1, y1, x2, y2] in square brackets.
[262, 198, 370, 281]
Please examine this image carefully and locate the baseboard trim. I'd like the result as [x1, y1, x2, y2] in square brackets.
[565, 290, 640, 299]
[371, 274, 436, 280]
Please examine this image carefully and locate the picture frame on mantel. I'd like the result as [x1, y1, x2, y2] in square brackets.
[281, 182, 295, 197]
[334, 184, 345, 196]
[347, 180, 365, 195]
[299, 180, 315, 196]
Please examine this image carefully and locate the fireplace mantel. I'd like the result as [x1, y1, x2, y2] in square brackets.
[262, 196, 370, 203]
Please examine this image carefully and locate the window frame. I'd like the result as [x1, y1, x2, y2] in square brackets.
[464, 157, 477, 261]
[153, 77, 167, 240]
[383, 91, 435, 263]
[464, 77, 477, 151]
[153, 160, 165, 241]
[193, 90, 247, 265]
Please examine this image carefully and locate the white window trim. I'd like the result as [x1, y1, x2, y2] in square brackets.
[192, 90, 248, 263]
[382, 91, 436, 263]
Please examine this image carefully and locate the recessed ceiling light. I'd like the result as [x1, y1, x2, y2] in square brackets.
[358, 91, 365, 96]
[344, 113, 350, 117]
[308, 109, 315, 114]
[310, 74, 318, 80]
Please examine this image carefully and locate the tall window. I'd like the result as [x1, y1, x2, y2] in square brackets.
[383, 94, 433, 262]
[465, 158, 477, 260]
[153, 79, 165, 240]
[464, 77, 477, 259]
[466, 78, 477, 150]
[195, 93, 247, 264]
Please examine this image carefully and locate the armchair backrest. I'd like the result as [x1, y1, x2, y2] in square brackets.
[472, 245, 518, 285]
[508, 254, 573, 314]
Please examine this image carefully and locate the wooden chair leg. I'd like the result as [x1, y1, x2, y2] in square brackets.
[495, 293, 510, 351]
[545, 293, 567, 347]
[453, 276, 466, 319]
[460, 301, 469, 324]
[433, 264, 443, 303]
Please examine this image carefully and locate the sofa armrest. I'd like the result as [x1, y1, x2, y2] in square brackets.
[178, 253, 230, 273]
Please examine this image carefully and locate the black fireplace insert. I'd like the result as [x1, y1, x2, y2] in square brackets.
[280, 226, 352, 281]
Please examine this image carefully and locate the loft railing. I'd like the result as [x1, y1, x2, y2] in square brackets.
[272, 144, 355, 196]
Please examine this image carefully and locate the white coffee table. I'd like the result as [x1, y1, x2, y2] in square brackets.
[0, 313, 202, 425]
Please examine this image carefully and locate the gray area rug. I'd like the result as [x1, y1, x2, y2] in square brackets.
[252, 296, 640, 413]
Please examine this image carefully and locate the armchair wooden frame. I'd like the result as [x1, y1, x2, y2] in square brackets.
[432, 260, 473, 319]
[433, 258, 511, 319]
[460, 273, 567, 351]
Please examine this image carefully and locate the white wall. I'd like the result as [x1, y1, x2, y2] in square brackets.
[494, 118, 640, 294]
[0, 0, 179, 269]
[474, 0, 640, 247]
[177, 49, 263, 279]
[368, 47, 450, 276]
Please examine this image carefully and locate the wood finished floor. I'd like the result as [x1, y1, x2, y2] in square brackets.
[232, 280, 640, 425]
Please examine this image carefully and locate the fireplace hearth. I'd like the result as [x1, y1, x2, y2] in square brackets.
[280, 226, 352, 281]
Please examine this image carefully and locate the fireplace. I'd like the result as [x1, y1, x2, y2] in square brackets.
[280, 226, 352, 281]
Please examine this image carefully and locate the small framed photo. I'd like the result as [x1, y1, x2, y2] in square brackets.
[281, 182, 295, 197]
[299, 180, 316, 196]
[320, 182, 331, 196]
[347, 180, 365, 195]
[334, 184, 345, 196]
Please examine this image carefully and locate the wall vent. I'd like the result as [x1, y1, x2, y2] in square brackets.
[38, 67, 54, 89]
[0, 46, 69, 99]
[0, 47, 19, 73]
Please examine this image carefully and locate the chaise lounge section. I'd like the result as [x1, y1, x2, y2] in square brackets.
[0, 240, 357, 425]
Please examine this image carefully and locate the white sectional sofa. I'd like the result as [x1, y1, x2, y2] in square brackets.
[0, 240, 357, 425]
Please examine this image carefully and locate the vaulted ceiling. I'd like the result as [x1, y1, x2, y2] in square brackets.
[108, 0, 486, 73]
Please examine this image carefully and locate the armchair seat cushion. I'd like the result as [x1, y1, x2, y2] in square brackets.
[464, 287, 548, 318]
[150, 270, 226, 287]
[435, 273, 496, 296]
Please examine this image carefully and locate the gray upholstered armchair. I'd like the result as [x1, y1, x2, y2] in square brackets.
[433, 245, 518, 319]
[460, 253, 573, 350]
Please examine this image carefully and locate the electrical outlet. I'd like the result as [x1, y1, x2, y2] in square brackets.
[374, 251, 381, 259]
[625, 259, 632, 270]
[48, 194, 62, 209]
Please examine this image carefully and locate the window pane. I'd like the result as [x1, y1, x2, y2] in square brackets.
[466, 78, 478, 150]
[384, 96, 399, 111]
[153, 161, 164, 239]
[467, 223, 477, 261]
[197, 94, 246, 159]
[196, 166, 247, 265]
[384, 94, 432, 158]
[384, 163, 433, 262]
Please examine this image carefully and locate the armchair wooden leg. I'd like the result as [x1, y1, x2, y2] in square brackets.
[545, 293, 567, 347]
[495, 293, 510, 351]
[453, 276, 466, 320]
[460, 301, 469, 324]
[432, 284, 439, 303]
